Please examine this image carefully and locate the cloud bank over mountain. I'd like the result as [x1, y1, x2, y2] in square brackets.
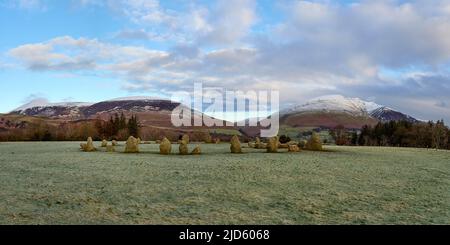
[1, 0, 450, 122]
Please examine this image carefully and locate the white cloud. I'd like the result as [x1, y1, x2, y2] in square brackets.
[108, 0, 176, 27]
[275, 0, 450, 68]
[74, 0, 257, 45]
[5, 1, 450, 122]
[9, 36, 168, 71]
[198, 0, 257, 45]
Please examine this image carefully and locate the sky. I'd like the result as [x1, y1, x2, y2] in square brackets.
[0, 0, 449, 122]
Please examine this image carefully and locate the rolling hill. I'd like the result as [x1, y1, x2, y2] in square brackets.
[3, 95, 422, 140]
[279, 95, 418, 129]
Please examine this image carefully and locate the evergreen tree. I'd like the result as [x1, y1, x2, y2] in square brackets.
[94, 118, 105, 138]
[119, 112, 127, 130]
[357, 120, 449, 149]
[113, 113, 120, 135]
[127, 115, 139, 137]
[358, 125, 371, 146]
[331, 125, 348, 145]
[432, 119, 448, 149]
[108, 116, 115, 137]
[351, 131, 358, 146]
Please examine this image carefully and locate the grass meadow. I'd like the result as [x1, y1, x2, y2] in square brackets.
[0, 142, 449, 224]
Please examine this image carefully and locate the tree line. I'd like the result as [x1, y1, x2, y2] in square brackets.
[94, 113, 139, 140]
[0, 113, 140, 141]
[331, 120, 450, 149]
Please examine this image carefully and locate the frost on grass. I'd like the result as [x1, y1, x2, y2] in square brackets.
[1, 142, 449, 224]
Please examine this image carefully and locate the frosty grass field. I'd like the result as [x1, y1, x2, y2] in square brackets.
[0, 142, 449, 224]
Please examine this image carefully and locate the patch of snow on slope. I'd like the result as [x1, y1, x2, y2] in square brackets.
[107, 96, 168, 102]
[284, 95, 383, 116]
[12, 99, 93, 112]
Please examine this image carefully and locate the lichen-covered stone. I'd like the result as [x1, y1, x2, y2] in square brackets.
[101, 139, 108, 147]
[255, 137, 261, 148]
[106, 145, 115, 152]
[191, 145, 201, 155]
[267, 136, 279, 153]
[288, 145, 300, 152]
[306, 132, 323, 151]
[298, 140, 307, 149]
[255, 137, 267, 149]
[125, 136, 139, 153]
[159, 137, 172, 155]
[181, 134, 190, 144]
[80, 137, 96, 152]
[179, 140, 189, 155]
[204, 132, 213, 143]
[230, 135, 242, 153]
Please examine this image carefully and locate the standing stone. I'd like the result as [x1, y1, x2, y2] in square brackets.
[181, 134, 190, 144]
[137, 138, 141, 144]
[112, 140, 118, 146]
[125, 136, 139, 153]
[159, 137, 172, 155]
[191, 145, 201, 155]
[179, 140, 189, 155]
[298, 140, 307, 149]
[215, 138, 220, 144]
[267, 136, 279, 153]
[255, 137, 267, 149]
[230, 135, 242, 153]
[81, 137, 96, 152]
[288, 145, 300, 152]
[101, 139, 108, 147]
[306, 132, 323, 151]
[255, 137, 261, 148]
[106, 145, 115, 152]
[204, 132, 213, 143]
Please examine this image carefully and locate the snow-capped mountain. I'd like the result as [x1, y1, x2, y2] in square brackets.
[13, 99, 93, 112]
[106, 96, 168, 102]
[280, 95, 419, 128]
[11, 97, 181, 119]
[10, 96, 190, 124]
[82, 97, 180, 118]
[12, 99, 93, 118]
[10, 95, 420, 128]
[283, 95, 381, 117]
[370, 107, 419, 123]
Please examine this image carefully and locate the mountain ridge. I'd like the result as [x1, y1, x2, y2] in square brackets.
[10, 95, 420, 127]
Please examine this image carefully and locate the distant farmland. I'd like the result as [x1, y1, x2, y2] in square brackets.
[0, 142, 449, 224]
